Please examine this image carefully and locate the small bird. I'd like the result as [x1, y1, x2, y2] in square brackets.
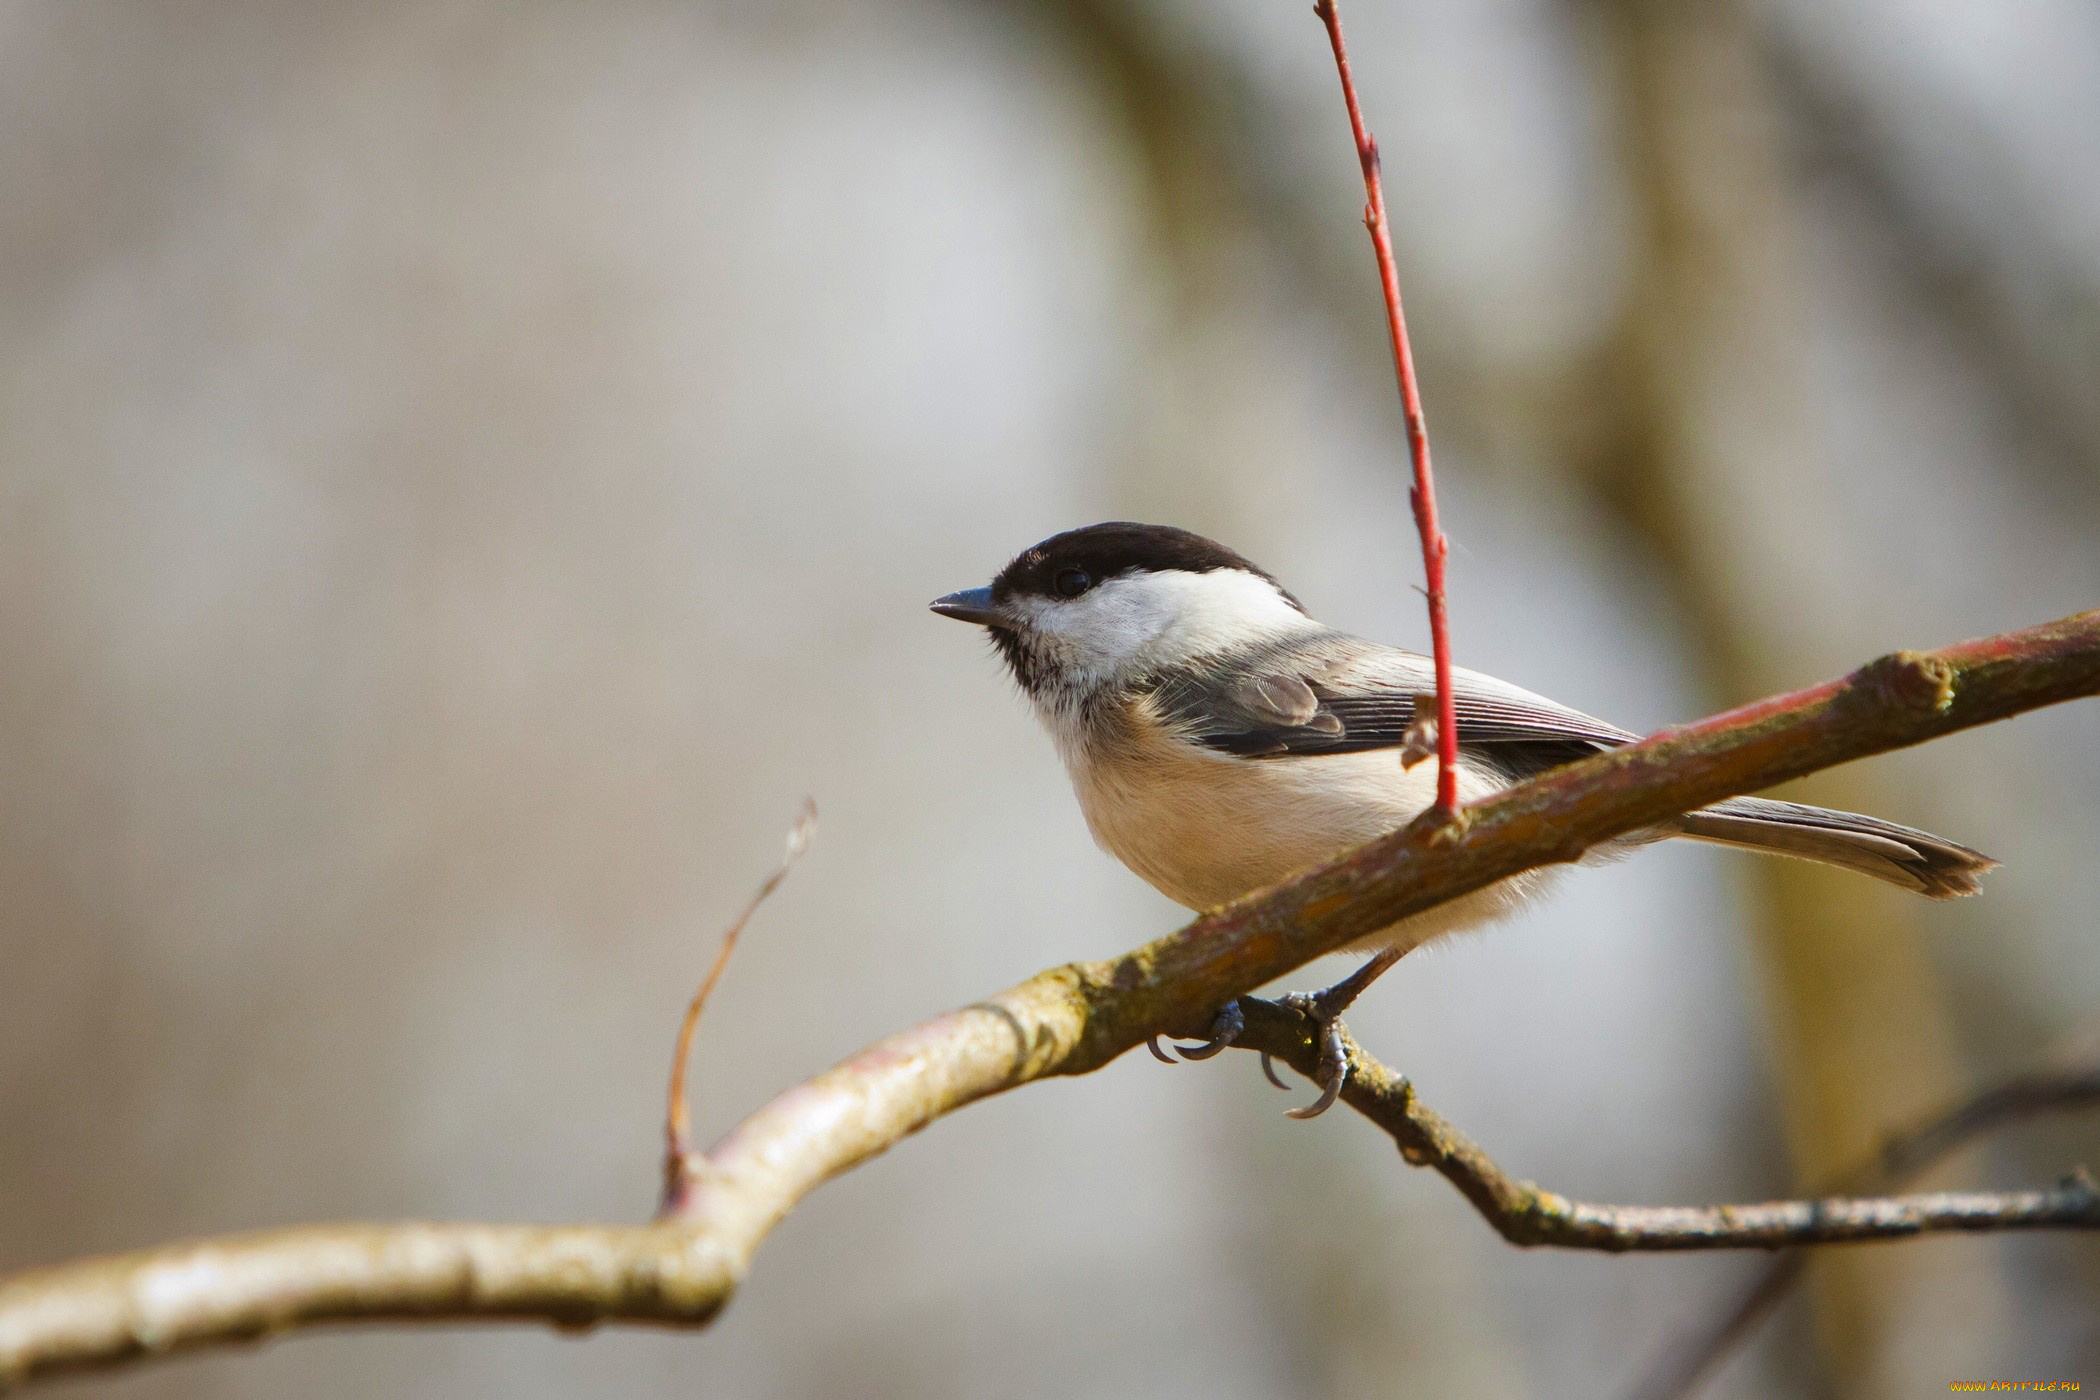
[932, 522, 1995, 1114]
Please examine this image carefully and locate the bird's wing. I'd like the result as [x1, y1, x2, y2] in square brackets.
[1146, 632, 1637, 765]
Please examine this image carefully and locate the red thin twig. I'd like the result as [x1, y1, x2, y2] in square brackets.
[1314, 0, 1460, 816]
[659, 799, 817, 1218]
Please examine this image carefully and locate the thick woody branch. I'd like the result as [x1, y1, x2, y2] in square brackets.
[0, 1226, 737, 1386]
[3, 611, 2098, 1389]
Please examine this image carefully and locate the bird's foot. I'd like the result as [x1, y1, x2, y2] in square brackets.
[1151, 949, 1396, 1117]
[1145, 988, 1356, 1118]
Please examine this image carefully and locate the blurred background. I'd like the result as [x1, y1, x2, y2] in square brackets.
[3, 1, 2096, 1396]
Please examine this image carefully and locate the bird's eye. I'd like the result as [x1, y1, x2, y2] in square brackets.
[1054, 568, 1092, 598]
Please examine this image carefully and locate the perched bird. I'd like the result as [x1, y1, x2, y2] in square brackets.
[931, 522, 1995, 1114]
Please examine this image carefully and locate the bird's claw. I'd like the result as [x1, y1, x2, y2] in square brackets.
[1172, 999, 1244, 1060]
[1280, 1004, 1352, 1119]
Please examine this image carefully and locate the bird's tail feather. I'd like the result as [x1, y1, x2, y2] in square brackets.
[1670, 796, 1997, 899]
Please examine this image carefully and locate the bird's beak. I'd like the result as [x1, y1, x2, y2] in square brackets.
[929, 586, 1008, 628]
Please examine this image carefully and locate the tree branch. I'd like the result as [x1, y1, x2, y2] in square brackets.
[1227, 998, 2100, 1251]
[4, 610, 2098, 1389]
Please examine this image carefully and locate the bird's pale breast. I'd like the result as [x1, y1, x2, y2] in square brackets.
[1063, 707, 1549, 955]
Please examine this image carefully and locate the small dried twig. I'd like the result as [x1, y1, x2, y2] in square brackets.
[660, 800, 817, 1218]
[1625, 1061, 2100, 1400]
[1314, 0, 1462, 818]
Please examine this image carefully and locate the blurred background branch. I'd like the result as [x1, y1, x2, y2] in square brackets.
[1576, 2, 2002, 1388]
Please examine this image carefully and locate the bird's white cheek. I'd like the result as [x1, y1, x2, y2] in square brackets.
[1011, 591, 1171, 683]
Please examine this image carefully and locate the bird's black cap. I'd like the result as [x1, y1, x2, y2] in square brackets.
[989, 522, 1303, 610]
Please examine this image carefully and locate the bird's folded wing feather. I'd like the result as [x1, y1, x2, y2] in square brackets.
[1146, 634, 1636, 761]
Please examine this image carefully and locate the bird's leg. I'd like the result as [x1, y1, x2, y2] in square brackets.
[1267, 947, 1403, 1118]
